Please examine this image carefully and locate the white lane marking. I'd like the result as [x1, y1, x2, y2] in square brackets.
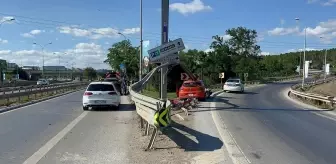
[211, 93, 251, 164]
[0, 90, 83, 116]
[282, 88, 336, 122]
[23, 111, 88, 164]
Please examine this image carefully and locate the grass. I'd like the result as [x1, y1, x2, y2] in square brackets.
[141, 89, 177, 99]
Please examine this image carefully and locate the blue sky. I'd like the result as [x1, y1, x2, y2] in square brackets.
[0, 0, 336, 69]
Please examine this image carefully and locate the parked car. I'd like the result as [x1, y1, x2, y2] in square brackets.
[223, 78, 244, 93]
[178, 80, 206, 100]
[37, 79, 49, 85]
[82, 81, 121, 110]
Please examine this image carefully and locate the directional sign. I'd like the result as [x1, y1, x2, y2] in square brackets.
[181, 73, 190, 80]
[148, 38, 185, 63]
[219, 72, 225, 79]
[154, 100, 172, 128]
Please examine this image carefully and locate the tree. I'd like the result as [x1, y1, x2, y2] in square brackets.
[105, 40, 139, 80]
[83, 67, 97, 80]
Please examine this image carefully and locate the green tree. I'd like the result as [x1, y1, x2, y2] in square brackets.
[105, 40, 139, 80]
[83, 67, 97, 81]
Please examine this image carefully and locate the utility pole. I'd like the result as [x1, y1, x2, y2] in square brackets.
[58, 54, 61, 80]
[139, 0, 143, 81]
[160, 0, 169, 100]
[324, 48, 327, 81]
[302, 28, 306, 88]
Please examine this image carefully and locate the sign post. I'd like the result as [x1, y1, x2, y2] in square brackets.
[219, 72, 224, 84]
[244, 73, 248, 82]
[160, 0, 169, 100]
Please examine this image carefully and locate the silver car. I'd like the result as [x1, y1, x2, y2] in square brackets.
[37, 79, 49, 85]
[223, 78, 244, 93]
[82, 82, 121, 110]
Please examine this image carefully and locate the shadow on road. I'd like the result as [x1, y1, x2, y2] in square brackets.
[160, 121, 223, 151]
[90, 104, 135, 112]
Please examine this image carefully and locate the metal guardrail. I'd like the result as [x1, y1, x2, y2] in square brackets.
[129, 62, 176, 150]
[0, 81, 81, 92]
[0, 82, 88, 104]
[289, 77, 336, 108]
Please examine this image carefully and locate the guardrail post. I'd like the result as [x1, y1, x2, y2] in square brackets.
[146, 126, 158, 151]
[145, 121, 150, 136]
[140, 117, 144, 129]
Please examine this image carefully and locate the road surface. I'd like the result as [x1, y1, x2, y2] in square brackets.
[0, 91, 137, 164]
[212, 81, 336, 164]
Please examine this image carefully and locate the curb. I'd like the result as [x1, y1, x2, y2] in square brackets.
[0, 88, 84, 114]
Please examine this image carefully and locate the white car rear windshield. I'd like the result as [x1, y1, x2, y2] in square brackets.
[227, 80, 240, 83]
[87, 84, 115, 91]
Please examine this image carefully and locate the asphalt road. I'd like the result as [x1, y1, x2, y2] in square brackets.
[0, 91, 85, 164]
[213, 82, 336, 164]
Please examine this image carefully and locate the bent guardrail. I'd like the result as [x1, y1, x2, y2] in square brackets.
[129, 62, 177, 150]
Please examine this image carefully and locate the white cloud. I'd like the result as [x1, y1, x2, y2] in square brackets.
[268, 27, 299, 36]
[30, 30, 42, 35]
[122, 28, 140, 35]
[169, 0, 212, 15]
[143, 40, 150, 48]
[58, 26, 139, 39]
[0, 16, 15, 24]
[260, 52, 271, 56]
[21, 33, 34, 38]
[0, 50, 11, 55]
[21, 29, 44, 38]
[0, 42, 109, 69]
[322, 0, 336, 6]
[302, 19, 336, 43]
[204, 48, 214, 53]
[0, 38, 8, 44]
[287, 48, 320, 53]
[221, 34, 232, 40]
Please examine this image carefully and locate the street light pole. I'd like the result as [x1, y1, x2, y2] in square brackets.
[302, 27, 306, 88]
[295, 18, 306, 88]
[140, 0, 143, 81]
[320, 36, 328, 81]
[34, 42, 52, 78]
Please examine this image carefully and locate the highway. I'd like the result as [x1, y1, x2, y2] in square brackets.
[212, 81, 336, 164]
[0, 90, 138, 164]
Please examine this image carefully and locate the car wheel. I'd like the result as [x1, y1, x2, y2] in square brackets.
[83, 106, 88, 111]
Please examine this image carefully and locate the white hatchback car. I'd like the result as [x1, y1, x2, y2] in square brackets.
[82, 82, 121, 110]
[223, 78, 244, 93]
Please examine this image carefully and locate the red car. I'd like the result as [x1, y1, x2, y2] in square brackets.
[178, 80, 206, 100]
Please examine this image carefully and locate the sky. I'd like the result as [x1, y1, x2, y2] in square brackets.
[0, 0, 336, 69]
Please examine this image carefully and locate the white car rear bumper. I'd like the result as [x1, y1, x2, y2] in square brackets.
[223, 85, 243, 92]
[82, 98, 120, 107]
